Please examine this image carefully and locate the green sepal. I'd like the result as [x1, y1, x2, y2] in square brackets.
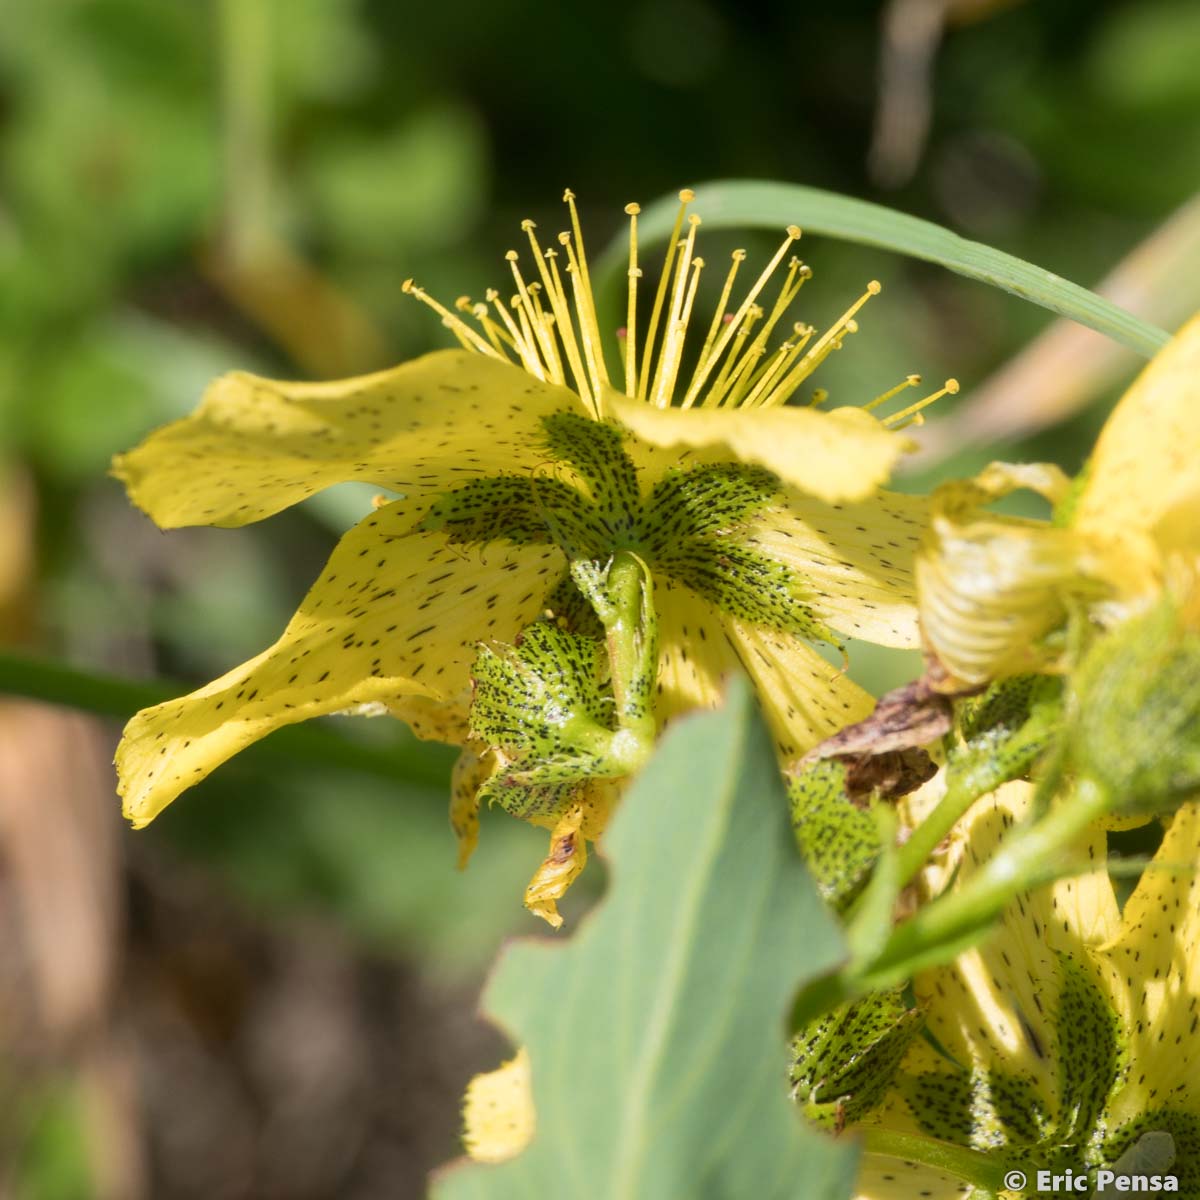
[1069, 599, 1200, 818]
[791, 987, 924, 1127]
[469, 621, 616, 821]
[788, 760, 883, 912]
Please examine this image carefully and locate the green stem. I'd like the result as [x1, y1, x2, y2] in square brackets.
[893, 774, 982, 891]
[866, 778, 1110, 984]
[219, 0, 273, 262]
[861, 1128, 1008, 1194]
[895, 713, 1057, 888]
[0, 652, 453, 787]
[600, 552, 658, 744]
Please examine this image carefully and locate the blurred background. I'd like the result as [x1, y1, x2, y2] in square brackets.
[1, 0, 1198, 1195]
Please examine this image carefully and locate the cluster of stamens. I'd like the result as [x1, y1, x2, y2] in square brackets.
[403, 189, 956, 427]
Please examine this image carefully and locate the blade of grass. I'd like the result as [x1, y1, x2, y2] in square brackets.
[594, 179, 1169, 358]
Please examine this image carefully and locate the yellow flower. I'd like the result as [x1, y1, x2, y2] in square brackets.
[113, 189, 948, 919]
[918, 313, 1200, 691]
[854, 782, 1200, 1198]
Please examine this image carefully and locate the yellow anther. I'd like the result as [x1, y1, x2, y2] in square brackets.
[521, 219, 536, 232]
[864, 373, 921, 413]
[679, 188, 696, 202]
[625, 202, 641, 215]
[786, 224, 802, 239]
[884, 378, 960, 428]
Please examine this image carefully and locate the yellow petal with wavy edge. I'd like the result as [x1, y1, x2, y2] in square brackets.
[1075, 313, 1200, 547]
[606, 392, 910, 504]
[113, 350, 585, 529]
[721, 619, 876, 761]
[911, 784, 1118, 1107]
[117, 512, 565, 826]
[750, 488, 927, 649]
[1092, 802, 1200, 1119]
[462, 1048, 535, 1164]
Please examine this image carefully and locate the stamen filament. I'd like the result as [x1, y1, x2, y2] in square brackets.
[510, 293, 548, 382]
[883, 378, 959, 427]
[401, 280, 503, 359]
[486, 288, 541, 373]
[637, 189, 693, 402]
[562, 190, 611, 401]
[457, 296, 514, 358]
[681, 225, 801, 407]
[759, 280, 881, 408]
[624, 202, 641, 397]
[682, 249, 745, 409]
[650, 215, 703, 408]
[542, 247, 596, 412]
[864, 374, 922, 412]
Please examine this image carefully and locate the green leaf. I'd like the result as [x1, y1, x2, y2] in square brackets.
[431, 679, 855, 1200]
[594, 180, 1169, 358]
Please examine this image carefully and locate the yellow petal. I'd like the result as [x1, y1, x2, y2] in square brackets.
[652, 579, 742, 726]
[721, 619, 876, 761]
[450, 744, 496, 869]
[750, 488, 927, 649]
[462, 1048, 535, 1164]
[607, 392, 910, 503]
[113, 350, 585, 529]
[912, 784, 1118, 1107]
[854, 1154, 966, 1200]
[1076, 313, 1200, 546]
[117, 513, 564, 826]
[1092, 802, 1200, 1117]
[915, 463, 1117, 688]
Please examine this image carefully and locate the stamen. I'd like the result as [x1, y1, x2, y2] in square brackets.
[884, 378, 959, 428]
[683, 249, 745, 409]
[513, 231, 578, 393]
[637, 189, 694, 402]
[624, 203, 641, 397]
[683, 225, 802, 407]
[456, 295, 514, 357]
[719, 254, 811, 408]
[559, 230, 610, 411]
[807, 387, 828, 407]
[525, 281, 566, 384]
[864, 374, 921, 412]
[485, 287, 541, 374]
[758, 279, 881, 409]
[650, 214, 703, 408]
[707, 305, 764, 407]
[402, 279, 502, 359]
[562, 190, 611, 401]
[739, 323, 816, 409]
[542, 246, 595, 411]
[509, 291, 548, 382]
